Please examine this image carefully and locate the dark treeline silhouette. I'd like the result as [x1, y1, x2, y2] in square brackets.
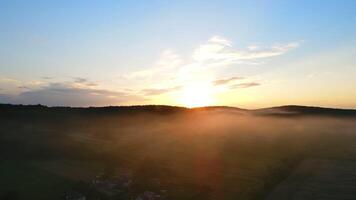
[254, 105, 356, 117]
[1, 103, 356, 118]
[0, 104, 187, 116]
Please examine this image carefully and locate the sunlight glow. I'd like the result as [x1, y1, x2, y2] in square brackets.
[179, 83, 215, 108]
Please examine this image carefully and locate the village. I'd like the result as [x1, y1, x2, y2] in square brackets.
[62, 171, 168, 200]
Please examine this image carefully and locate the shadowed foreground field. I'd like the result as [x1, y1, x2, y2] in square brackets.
[267, 159, 356, 200]
[1, 104, 356, 200]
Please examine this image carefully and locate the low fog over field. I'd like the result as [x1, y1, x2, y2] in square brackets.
[1, 104, 356, 200]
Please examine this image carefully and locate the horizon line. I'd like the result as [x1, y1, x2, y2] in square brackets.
[1, 103, 356, 111]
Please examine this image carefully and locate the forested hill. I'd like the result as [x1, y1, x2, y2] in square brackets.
[1, 103, 356, 118]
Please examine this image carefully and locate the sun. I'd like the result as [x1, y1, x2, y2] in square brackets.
[179, 83, 215, 108]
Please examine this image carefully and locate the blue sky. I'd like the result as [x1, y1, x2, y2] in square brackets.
[1, 0, 356, 108]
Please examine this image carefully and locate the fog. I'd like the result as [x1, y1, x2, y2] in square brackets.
[1, 106, 356, 199]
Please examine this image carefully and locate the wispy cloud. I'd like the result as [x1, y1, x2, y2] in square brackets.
[72, 77, 99, 87]
[0, 78, 22, 84]
[73, 77, 87, 83]
[125, 49, 182, 80]
[0, 77, 147, 106]
[193, 36, 299, 66]
[18, 86, 31, 90]
[113, 36, 298, 103]
[141, 86, 181, 96]
[0, 77, 42, 94]
[0, 36, 299, 106]
[124, 36, 299, 84]
[42, 76, 53, 80]
[229, 82, 260, 89]
[0, 82, 146, 107]
[213, 76, 244, 86]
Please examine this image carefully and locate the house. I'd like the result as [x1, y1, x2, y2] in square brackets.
[91, 173, 133, 197]
[62, 191, 86, 200]
[135, 191, 164, 200]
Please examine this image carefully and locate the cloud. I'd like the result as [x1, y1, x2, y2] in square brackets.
[209, 36, 232, 47]
[117, 35, 295, 101]
[73, 77, 87, 83]
[72, 77, 99, 87]
[0, 78, 21, 84]
[213, 76, 244, 86]
[0, 82, 146, 107]
[0, 94, 14, 103]
[1, 36, 298, 106]
[18, 86, 31, 90]
[141, 86, 181, 96]
[125, 49, 182, 80]
[0, 77, 29, 93]
[124, 36, 300, 84]
[193, 36, 299, 66]
[229, 82, 260, 89]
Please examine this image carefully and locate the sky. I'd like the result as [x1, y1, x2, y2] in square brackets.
[0, 0, 356, 108]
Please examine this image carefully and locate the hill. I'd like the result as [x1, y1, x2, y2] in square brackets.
[1, 103, 356, 118]
[253, 105, 356, 117]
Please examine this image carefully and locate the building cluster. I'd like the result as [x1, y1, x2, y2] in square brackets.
[135, 190, 166, 200]
[62, 191, 86, 200]
[62, 172, 168, 200]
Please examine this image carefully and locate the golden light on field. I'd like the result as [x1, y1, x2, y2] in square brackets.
[179, 83, 215, 108]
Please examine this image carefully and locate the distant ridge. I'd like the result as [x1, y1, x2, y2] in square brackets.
[0, 103, 187, 116]
[191, 106, 247, 111]
[253, 105, 356, 117]
[1, 103, 356, 117]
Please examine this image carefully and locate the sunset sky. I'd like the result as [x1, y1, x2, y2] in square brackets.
[1, 0, 356, 108]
